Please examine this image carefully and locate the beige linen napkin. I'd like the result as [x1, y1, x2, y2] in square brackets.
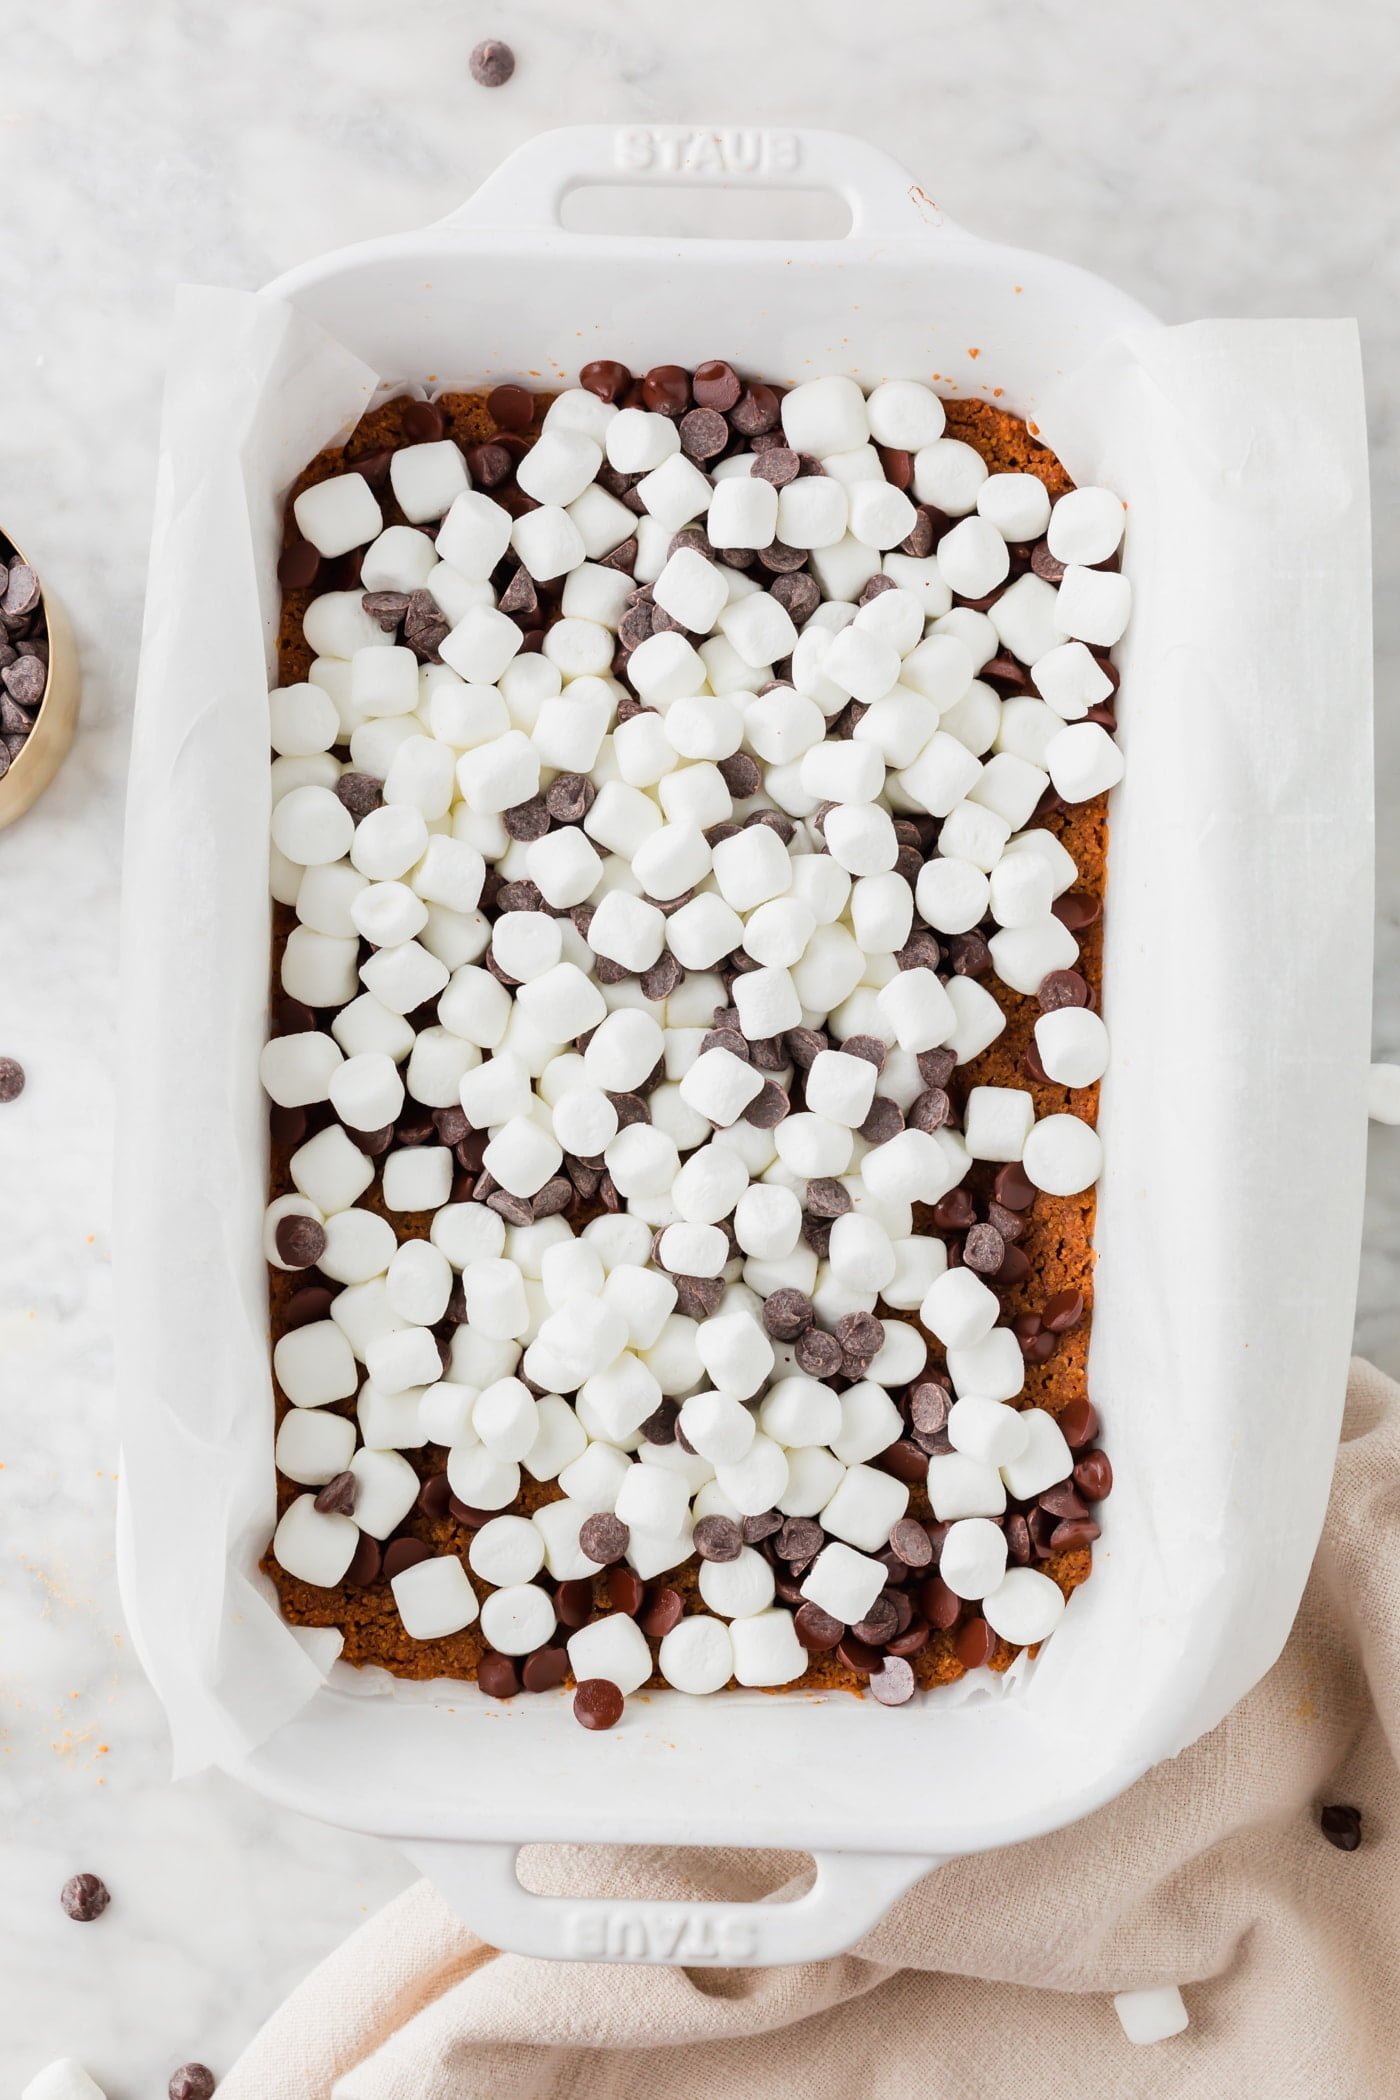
[224, 1360, 1400, 2100]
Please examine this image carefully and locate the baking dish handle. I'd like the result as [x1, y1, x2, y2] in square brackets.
[404, 1838, 938, 1966]
[438, 124, 964, 242]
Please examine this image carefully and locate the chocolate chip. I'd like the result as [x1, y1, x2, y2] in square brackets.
[878, 1439, 931, 1485]
[888, 1517, 933, 1570]
[691, 1514, 743, 1563]
[947, 930, 991, 977]
[313, 1470, 357, 1517]
[360, 589, 409, 633]
[805, 1177, 850, 1219]
[574, 1514, 627, 1568]
[335, 771, 383, 820]
[469, 38, 515, 85]
[907, 1087, 953, 1133]
[679, 407, 729, 460]
[802, 1214, 832, 1259]
[1073, 1450, 1114, 1501]
[1049, 1516, 1101, 1551]
[2, 653, 45, 706]
[908, 1381, 951, 1436]
[521, 1645, 570, 1693]
[381, 1536, 432, 1580]
[465, 441, 514, 488]
[783, 1027, 826, 1070]
[607, 1565, 645, 1615]
[728, 382, 780, 435]
[0, 1056, 25, 1103]
[274, 1212, 327, 1270]
[868, 1655, 916, 1705]
[930, 1188, 977, 1232]
[531, 1176, 573, 1219]
[640, 952, 681, 1002]
[553, 1577, 595, 1629]
[2, 563, 40, 618]
[963, 1223, 1006, 1276]
[572, 1676, 625, 1730]
[834, 1309, 883, 1367]
[478, 1652, 521, 1700]
[993, 1160, 1037, 1211]
[762, 1287, 814, 1341]
[579, 359, 631, 403]
[673, 1273, 724, 1321]
[916, 1047, 957, 1090]
[1052, 889, 1101, 933]
[859, 1096, 903, 1146]
[1038, 969, 1090, 1011]
[716, 750, 760, 800]
[1030, 540, 1066, 583]
[1319, 1803, 1362, 1851]
[954, 1617, 997, 1669]
[741, 1511, 784, 1544]
[60, 1872, 110, 1922]
[836, 1635, 881, 1675]
[744, 1078, 789, 1127]
[1057, 1396, 1099, 1449]
[794, 1327, 842, 1377]
[499, 565, 540, 620]
[777, 1517, 823, 1563]
[168, 2067, 217, 2100]
[768, 571, 821, 622]
[639, 1585, 685, 1638]
[794, 1601, 842, 1651]
[277, 540, 321, 590]
[642, 364, 692, 416]
[486, 1188, 534, 1226]
[487, 383, 535, 432]
[1043, 1288, 1085, 1333]
[851, 1593, 900, 1645]
[545, 771, 595, 823]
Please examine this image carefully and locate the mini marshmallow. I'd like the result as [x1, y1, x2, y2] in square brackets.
[776, 475, 849, 550]
[271, 784, 355, 868]
[359, 1384, 429, 1454]
[977, 471, 1052, 543]
[938, 797, 1011, 875]
[480, 1581, 557, 1656]
[696, 1311, 774, 1399]
[436, 490, 515, 582]
[483, 1116, 563, 1199]
[733, 1181, 802, 1261]
[983, 1565, 1069, 1648]
[707, 475, 779, 550]
[447, 1441, 521, 1512]
[558, 1439, 632, 1512]
[269, 681, 340, 758]
[637, 452, 714, 532]
[987, 572, 1062, 667]
[713, 1429, 788, 1518]
[988, 850, 1055, 929]
[1022, 1112, 1103, 1195]
[522, 1394, 590, 1482]
[1054, 564, 1132, 648]
[803, 1049, 877, 1130]
[680, 1046, 765, 1127]
[418, 1380, 478, 1447]
[995, 696, 1066, 770]
[562, 554, 634, 624]
[1030, 638, 1115, 721]
[583, 1006, 664, 1091]
[462, 1257, 530, 1343]
[659, 1222, 730, 1278]
[274, 1320, 359, 1408]
[332, 991, 415, 1062]
[757, 1373, 842, 1448]
[940, 1516, 1010, 1601]
[389, 438, 470, 523]
[303, 590, 395, 662]
[963, 1084, 1036, 1163]
[820, 1462, 909, 1554]
[859, 1126, 954, 1207]
[849, 870, 914, 956]
[941, 977, 1006, 1068]
[439, 605, 523, 687]
[385, 1237, 453, 1326]
[294, 471, 382, 557]
[987, 916, 1080, 997]
[778, 1444, 845, 1517]
[781, 375, 869, 457]
[969, 749, 1049, 834]
[459, 1051, 532, 1126]
[527, 826, 604, 910]
[455, 729, 541, 816]
[532, 1497, 596, 1580]
[273, 1493, 358, 1587]
[492, 910, 563, 984]
[658, 1614, 735, 1694]
[772, 1112, 853, 1180]
[866, 378, 946, 450]
[550, 1083, 620, 1159]
[913, 437, 988, 515]
[827, 1214, 897, 1298]
[876, 969, 956, 1055]
[945, 1327, 1025, 1404]
[1045, 720, 1126, 803]
[867, 1319, 927, 1389]
[946, 1396, 1031, 1468]
[614, 1457, 693, 1538]
[361, 524, 438, 596]
[358, 938, 449, 1017]
[510, 504, 588, 582]
[392, 1554, 480, 1640]
[604, 1123, 681, 1201]
[729, 1607, 809, 1687]
[469, 1376, 539, 1463]
[926, 1452, 1008, 1521]
[915, 856, 990, 936]
[516, 427, 602, 507]
[318, 1208, 397, 1286]
[896, 733, 983, 821]
[351, 879, 428, 949]
[652, 546, 727, 633]
[672, 1144, 749, 1227]
[847, 478, 917, 551]
[515, 959, 608, 1040]
[567, 1610, 653, 1694]
[260, 1031, 345, 1109]
[1048, 486, 1126, 568]
[822, 803, 897, 879]
[347, 1446, 421, 1536]
[275, 1405, 358, 1486]
[364, 1324, 442, 1396]
[431, 1201, 507, 1269]
[798, 1539, 886, 1625]
[698, 1544, 775, 1620]
[1034, 1006, 1109, 1087]
[831, 1378, 903, 1466]
[350, 803, 429, 881]
[679, 1388, 757, 1466]
[607, 407, 681, 473]
[883, 1235, 948, 1311]
[853, 687, 939, 770]
[933, 515, 1012, 601]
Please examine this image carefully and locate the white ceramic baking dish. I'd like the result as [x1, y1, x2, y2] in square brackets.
[120, 125, 1371, 1966]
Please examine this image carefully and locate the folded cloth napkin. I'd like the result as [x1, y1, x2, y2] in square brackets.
[223, 1359, 1400, 2100]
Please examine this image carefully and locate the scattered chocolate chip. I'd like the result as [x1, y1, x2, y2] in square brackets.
[954, 1616, 998, 1670]
[642, 364, 692, 416]
[962, 1223, 1006, 1276]
[907, 1087, 954, 1134]
[487, 383, 535, 432]
[1043, 1288, 1085, 1332]
[908, 1381, 951, 1436]
[60, 1872, 110, 1922]
[868, 1654, 916, 1705]
[522, 1645, 571, 1693]
[639, 1585, 685, 1638]
[1038, 969, 1091, 1011]
[729, 382, 781, 435]
[346, 1534, 382, 1586]
[168, 2067, 217, 2100]
[805, 1176, 851, 1219]
[313, 1471, 357, 1517]
[679, 407, 729, 460]
[1319, 1803, 1362, 1851]
[553, 1577, 595, 1629]
[579, 1512, 630, 1565]
[794, 1327, 843, 1378]
[851, 1592, 900, 1645]
[573, 1677, 625, 1729]
[794, 1601, 842, 1651]
[692, 1514, 743, 1562]
[478, 1651, 521, 1700]
[834, 1309, 883, 1366]
[769, 571, 821, 622]
[1073, 1450, 1114, 1501]
[744, 1078, 789, 1127]
[888, 1517, 934, 1570]
[0, 1056, 26, 1103]
[334, 771, 383, 820]
[274, 1213, 326, 1269]
[776, 1517, 823, 1564]
[3, 653, 46, 706]
[607, 1566, 645, 1615]
[381, 1536, 432, 1580]
[277, 540, 321, 590]
[469, 38, 515, 86]
[993, 1161, 1037, 1211]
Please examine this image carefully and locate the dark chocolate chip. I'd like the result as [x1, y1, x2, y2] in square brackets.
[888, 1517, 934, 1570]
[606, 1566, 644, 1615]
[522, 1645, 571, 1693]
[274, 1214, 326, 1269]
[168, 2067, 217, 2100]
[762, 1287, 814, 1341]
[0, 1056, 26, 1103]
[60, 1873, 111, 1922]
[381, 1536, 432, 1580]
[1038, 969, 1090, 1012]
[692, 1514, 743, 1562]
[794, 1601, 842, 1651]
[579, 1512, 630, 1565]
[487, 384, 535, 432]
[794, 1327, 843, 1377]
[573, 1678, 625, 1731]
[313, 1470, 357, 1516]
[639, 1586, 685, 1638]
[278, 540, 321, 590]
[642, 365, 692, 416]
[805, 1177, 850, 1219]
[868, 1655, 916, 1705]
[1319, 1803, 1362, 1851]
[469, 39, 516, 85]
[478, 1652, 521, 1700]
[553, 1578, 595, 1629]
[335, 771, 383, 820]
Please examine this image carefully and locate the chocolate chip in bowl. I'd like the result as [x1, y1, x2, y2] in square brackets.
[0, 530, 81, 828]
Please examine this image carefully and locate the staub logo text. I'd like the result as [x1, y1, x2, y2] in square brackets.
[614, 128, 802, 178]
[564, 1906, 760, 1963]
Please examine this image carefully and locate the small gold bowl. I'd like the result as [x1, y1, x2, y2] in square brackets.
[0, 531, 80, 831]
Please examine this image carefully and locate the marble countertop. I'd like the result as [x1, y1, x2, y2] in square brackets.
[3, 1, 1397, 2091]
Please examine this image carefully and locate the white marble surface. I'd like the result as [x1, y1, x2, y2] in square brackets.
[2, 1, 1396, 2091]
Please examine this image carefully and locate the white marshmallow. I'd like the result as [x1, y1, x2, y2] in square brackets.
[827, 1214, 896, 1297]
[963, 1084, 1036, 1163]
[946, 1396, 1030, 1468]
[1054, 565, 1131, 648]
[658, 1613, 734, 1694]
[390, 438, 470, 523]
[969, 749, 1049, 833]
[822, 803, 897, 879]
[269, 681, 340, 759]
[988, 850, 1055, 929]
[436, 489, 515, 581]
[364, 1324, 442, 1396]
[913, 438, 987, 515]
[653, 546, 727, 632]
[516, 427, 601, 507]
[820, 1462, 908, 1552]
[658, 1222, 729, 1279]
[1045, 720, 1125, 803]
[446, 1441, 521, 1511]
[260, 1031, 345, 1110]
[883, 1235, 948, 1312]
[987, 915, 1080, 997]
[274, 1320, 358, 1408]
[713, 1429, 788, 1516]
[275, 1405, 357, 1486]
[680, 1046, 765, 1127]
[920, 1266, 999, 1350]
[558, 1438, 632, 1512]
[781, 375, 868, 457]
[431, 1201, 506, 1269]
[757, 1373, 842, 1448]
[798, 1539, 886, 1625]
[480, 1581, 557, 1656]
[350, 802, 428, 881]
[915, 856, 989, 936]
[271, 784, 355, 869]
[859, 1126, 954, 1207]
[347, 1445, 421, 1536]
[1030, 638, 1114, 721]
[637, 452, 714, 532]
[294, 471, 382, 558]
[566, 1611, 653, 1694]
[934, 515, 1011, 601]
[926, 1452, 1008, 1521]
[831, 1378, 903, 1465]
[866, 379, 946, 450]
[532, 1497, 596, 1580]
[729, 1607, 808, 1686]
[1048, 486, 1125, 567]
[775, 474, 849, 552]
[385, 1237, 453, 1326]
[272, 1493, 358, 1587]
[847, 479, 917, 551]
[318, 1208, 397, 1286]
[778, 1444, 846, 1517]
[984, 1565, 1069, 1648]
[867, 1319, 927, 1389]
[876, 969, 956, 1055]
[418, 1381, 478, 1447]
[522, 1394, 590, 1482]
[807, 534, 883, 605]
[733, 1181, 802, 1261]
[977, 471, 1052, 542]
[897, 733, 983, 821]
[678, 1388, 755, 1466]
[1034, 1006, 1109, 1088]
[616, 1457, 693, 1538]
[392, 1554, 480, 1640]
[483, 1116, 562, 1199]
[696, 1544, 774, 1621]
[607, 407, 681, 473]
[562, 553, 633, 622]
[605, 1123, 680, 1200]
[462, 1257, 530, 1343]
[940, 972, 1006, 1062]
[1022, 1111, 1103, 1195]
[511, 504, 588, 583]
[696, 1311, 773, 1399]
[455, 728, 541, 815]
[704, 474, 776, 550]
[945, 1326, 1025, 1404]
[988, 572, 1062, 667]
[940, 1515, 1010, 1602]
